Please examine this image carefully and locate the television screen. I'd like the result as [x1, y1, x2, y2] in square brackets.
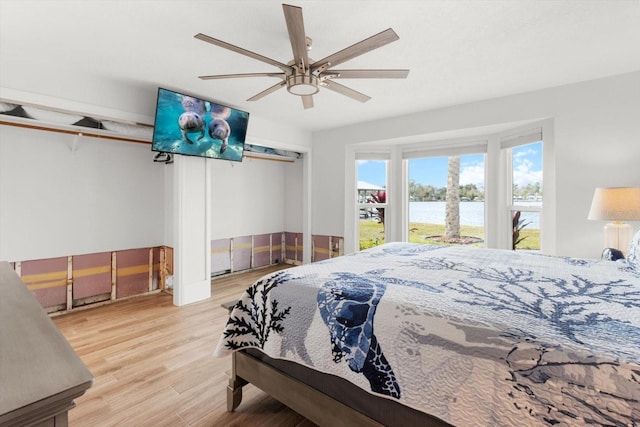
[151, 87, 249, 162]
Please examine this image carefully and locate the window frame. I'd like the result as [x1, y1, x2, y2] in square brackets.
[346, 119, 555, 255]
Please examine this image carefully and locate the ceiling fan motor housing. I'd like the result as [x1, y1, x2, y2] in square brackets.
[286, 73, 319, 96]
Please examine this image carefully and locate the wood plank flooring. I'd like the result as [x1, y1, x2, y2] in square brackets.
[52, 265, 318, 427]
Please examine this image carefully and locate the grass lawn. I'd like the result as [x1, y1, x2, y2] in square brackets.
[359, 220, 540, 251]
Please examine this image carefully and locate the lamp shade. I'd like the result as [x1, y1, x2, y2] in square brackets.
[588, 187, 640, 221]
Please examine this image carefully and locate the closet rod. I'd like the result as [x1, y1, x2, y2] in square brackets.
[0, 118, 151, 145]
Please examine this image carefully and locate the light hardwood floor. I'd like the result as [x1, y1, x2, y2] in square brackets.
[53, 265, 317, 427]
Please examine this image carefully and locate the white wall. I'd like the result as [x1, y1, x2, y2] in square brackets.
[0, 127, 308, 255]
[4, 71, 637, 264]
[0, 120, 308, 304]
[284, 158, 304, 233]
[0, 87, 310, 274]
[0, 124, 165, 261]
[207, 154, 306, 238]
[210, 156, 287, 238]
[312, 71, 640, 259]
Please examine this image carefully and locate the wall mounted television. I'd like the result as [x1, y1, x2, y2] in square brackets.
[151, 87, 249, 162]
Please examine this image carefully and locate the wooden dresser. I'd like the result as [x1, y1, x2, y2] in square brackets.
[0, 261, 93, 426]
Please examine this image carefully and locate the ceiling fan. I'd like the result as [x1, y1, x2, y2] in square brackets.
[194, 3, 409, 109]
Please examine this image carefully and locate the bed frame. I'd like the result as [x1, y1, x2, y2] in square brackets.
[228, 350, 386, 426]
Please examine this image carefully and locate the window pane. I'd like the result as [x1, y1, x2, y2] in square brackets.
[511, 140, 542, 251]
[357, 160, 387, 250]
[408, 154, 484, 246]
[512, 210, 540, 250]
[512, 141, 543, 204]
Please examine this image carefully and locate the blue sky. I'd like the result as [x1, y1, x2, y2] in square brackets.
[357, 141, 542, 188]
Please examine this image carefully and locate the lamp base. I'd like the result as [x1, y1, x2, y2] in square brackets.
[603, 222, 633, 256]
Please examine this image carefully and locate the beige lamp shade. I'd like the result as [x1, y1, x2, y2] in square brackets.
[588, 187, 640, 221]
[588, 187, 640, 254]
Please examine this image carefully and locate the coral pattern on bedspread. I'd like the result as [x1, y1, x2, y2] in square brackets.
[215, 243, 640, 426]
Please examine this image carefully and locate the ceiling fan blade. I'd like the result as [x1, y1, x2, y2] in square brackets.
[247, 81, 286, 101]
[195, 33, 292, 75]
[323, 80, 371, 103]
[326, 69, 409, 79]
[311, 28, 399, 72]
[302, 95, 313, 109]
[199, 72, 285, 80]
[283, 4, 309, 73]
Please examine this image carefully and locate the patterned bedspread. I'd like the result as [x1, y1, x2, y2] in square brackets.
[215, 243, 640, 426]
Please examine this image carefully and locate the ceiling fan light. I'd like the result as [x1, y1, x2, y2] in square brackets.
[286, 74, 319, 96]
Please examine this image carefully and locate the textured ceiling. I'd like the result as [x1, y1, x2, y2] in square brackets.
[1, 0, 639, 132]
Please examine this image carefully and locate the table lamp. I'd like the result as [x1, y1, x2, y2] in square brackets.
[588, 187, 640, 255]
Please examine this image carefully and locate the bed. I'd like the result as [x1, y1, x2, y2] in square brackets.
[216, 239, 640, 426]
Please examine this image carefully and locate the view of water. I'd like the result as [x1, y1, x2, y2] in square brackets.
[410, 202, 541, 228]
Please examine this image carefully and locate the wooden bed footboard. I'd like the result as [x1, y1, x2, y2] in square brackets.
[228, 350, 385, 427]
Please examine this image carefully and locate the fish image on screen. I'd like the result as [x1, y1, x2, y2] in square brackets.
[151, 87, 249, 162]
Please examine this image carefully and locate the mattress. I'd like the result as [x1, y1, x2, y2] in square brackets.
[217, 243, 640, 426]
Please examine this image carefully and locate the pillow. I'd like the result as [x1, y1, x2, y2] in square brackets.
[602, 247, 625, 261]
[627, 228, 640, 270]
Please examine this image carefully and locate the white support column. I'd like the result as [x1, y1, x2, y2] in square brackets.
[540, 119, 556, 255]
[343, 145, 357, 254]
[387, 146, 404, 243]
[484, 135, 501, 249]
[497, 141, 512, 250]
[302, 149, 312, 264]
[172, 155, 212, 306]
